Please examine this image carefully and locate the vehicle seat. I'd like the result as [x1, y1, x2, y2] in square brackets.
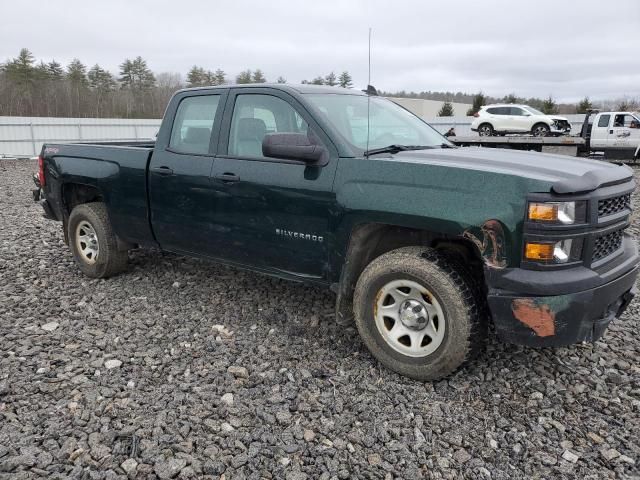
[182, 127, 211, 152]
[235, 118, 267, 157]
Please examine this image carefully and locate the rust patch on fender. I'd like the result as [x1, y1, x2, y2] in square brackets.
[511, 298, 555, 337]
[463, 219, 507, 269]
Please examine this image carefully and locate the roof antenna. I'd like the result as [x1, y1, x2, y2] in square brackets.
[365, 27, 372, 157]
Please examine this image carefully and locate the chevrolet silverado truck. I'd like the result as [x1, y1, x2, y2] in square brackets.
[32, 84, 639, 380]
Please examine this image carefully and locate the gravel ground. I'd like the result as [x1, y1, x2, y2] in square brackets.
[1, 159, 639, 480]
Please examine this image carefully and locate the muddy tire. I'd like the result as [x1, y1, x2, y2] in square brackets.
[68, 202, 128, 278]
[353, 247, 487, 380]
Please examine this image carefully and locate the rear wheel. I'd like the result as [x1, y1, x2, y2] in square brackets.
[478, 123, 494, 136]
[68, 202, 128, 278]
[353, 247, 487, 380]
[532, 123, 550, 137]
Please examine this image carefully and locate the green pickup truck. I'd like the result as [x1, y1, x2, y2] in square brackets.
[33, 84, 638, 380]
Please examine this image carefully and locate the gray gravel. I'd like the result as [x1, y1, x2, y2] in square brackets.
[1, 159, 640, 479]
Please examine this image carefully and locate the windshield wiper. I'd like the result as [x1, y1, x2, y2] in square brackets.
[364, 144, 435, 156]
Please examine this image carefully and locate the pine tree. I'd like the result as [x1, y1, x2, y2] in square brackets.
[4, 48, 36, 87]
[67, 59, 89, 87]
[186, 66, 205, 87]
[338, 71, 352, 88]
[576, 96, 593, 114]
[34, 61, 50, 81]
[311, 76, 325, 85]
[119, 56, 155, 90]
[252, 69, 266, 83]
[466, 92, 486, 115]
[438, 101, 454, 117]
[88, 65, 116, 92]
[541, 95, 557, 114]
[276, 76, 286, 84]
[236, 70, 252, 84]
[325, 72, 337, 86]
[214, 69, 226, 85]
[503, 93, 518, 104]
[47, 60, 64, 80]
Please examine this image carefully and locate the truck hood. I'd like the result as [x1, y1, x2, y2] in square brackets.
[393, 147, 633, 194]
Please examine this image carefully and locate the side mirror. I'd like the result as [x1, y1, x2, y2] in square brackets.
[262, 133, 327, 164]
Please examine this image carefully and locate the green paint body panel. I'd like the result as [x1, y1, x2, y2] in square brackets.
[38, 84, 638, 348]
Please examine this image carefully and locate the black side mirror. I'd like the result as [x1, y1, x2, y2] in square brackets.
[262, 133, 327, 165]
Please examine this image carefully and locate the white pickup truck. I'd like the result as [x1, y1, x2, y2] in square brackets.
[585, 111, 640, 160]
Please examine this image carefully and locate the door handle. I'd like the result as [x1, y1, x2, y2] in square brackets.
[609, 130, 614, 134]
[150, 166, 174, 175]
[214, 173, 240, 183]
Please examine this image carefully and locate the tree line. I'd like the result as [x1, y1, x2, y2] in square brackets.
[0, 49, 355, 118]
[1, 48, 637, 118]
[403, 91, 639, 117]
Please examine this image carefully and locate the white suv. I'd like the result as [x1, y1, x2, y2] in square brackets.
[470, 104, 571, 137]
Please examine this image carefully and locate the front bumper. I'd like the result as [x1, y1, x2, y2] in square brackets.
[488, 263, 638, 347]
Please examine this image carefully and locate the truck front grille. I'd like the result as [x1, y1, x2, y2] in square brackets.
[593, 229, 624, 262]
[598, 194, 631, 217]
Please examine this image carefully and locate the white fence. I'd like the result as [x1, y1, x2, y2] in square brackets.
[0, 117, 162, 157]
[0, 114, 588, 157]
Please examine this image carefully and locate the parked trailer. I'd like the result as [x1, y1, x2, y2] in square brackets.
[449, 136, 586, 157]
[449, 110, 640, 162]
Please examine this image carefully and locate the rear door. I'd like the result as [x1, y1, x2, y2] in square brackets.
[209, 87, 339, 280]
[589, 113, 611, 149]
[148, 90, 228, 254]
[485, 107, 503, 130]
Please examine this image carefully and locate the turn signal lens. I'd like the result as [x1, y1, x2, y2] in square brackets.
[525, 239, 575, 264]
[525, 242, 554, 261]
[528, 201, 576, 224]
[528, 203, 557, 221]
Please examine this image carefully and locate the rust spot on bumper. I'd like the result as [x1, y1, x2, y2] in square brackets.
[463, 219, 507, 269]
[511, 298, 555, 337]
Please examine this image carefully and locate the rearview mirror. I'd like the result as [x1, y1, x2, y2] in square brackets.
[262, 133, 327, 164]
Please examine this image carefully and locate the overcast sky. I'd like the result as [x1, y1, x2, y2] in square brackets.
[2, 0, 639, 102]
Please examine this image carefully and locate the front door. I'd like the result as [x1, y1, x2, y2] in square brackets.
[148, 90, 227, 254]
[509, 107, 531, 132]
[209, 88, 338, 280]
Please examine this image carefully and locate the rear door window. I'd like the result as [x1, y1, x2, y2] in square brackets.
[598, 115, 610, 128]
[169, 95, 222, 154]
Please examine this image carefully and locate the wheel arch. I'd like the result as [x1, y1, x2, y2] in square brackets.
[333, 222, 487, 323]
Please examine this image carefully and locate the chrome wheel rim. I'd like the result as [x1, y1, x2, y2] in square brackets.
[75, 221, 99, 264]
[374, 279, 446, 357]
[479, 126, 491, 136]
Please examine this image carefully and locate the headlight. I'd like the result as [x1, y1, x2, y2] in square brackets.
[528, 201, 577, 224]
[525, 238, 581, 264]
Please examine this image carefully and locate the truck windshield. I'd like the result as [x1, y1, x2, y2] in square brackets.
[304, 94, 449, 154]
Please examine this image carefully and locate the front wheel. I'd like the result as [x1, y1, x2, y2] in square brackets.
[353, 247, 487, 380]
[68, 202, 128, 278]
[532, 123, 550, 137]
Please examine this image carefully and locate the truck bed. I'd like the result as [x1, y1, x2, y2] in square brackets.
[41, 141, 156, 247]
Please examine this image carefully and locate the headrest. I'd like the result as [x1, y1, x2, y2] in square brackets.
[237, 118, 267, 140]
[183, 127, 211, 144]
